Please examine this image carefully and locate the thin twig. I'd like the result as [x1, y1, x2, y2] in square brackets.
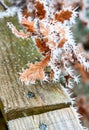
[0, 0, 8, 10]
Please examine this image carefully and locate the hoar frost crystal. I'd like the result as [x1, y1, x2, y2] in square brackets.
[7, 0, 89, 87]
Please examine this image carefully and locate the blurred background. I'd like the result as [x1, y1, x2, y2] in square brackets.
[0, 0, 89, 129]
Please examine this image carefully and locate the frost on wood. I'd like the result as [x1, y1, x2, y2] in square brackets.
[5, 0, 89, 86]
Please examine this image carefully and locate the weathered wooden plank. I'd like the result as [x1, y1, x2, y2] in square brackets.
[0, 19, 71, 121]
[8, 107, 83, 130]
[0, 14, 82, 130]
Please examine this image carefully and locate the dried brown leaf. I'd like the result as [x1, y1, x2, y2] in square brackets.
[9, 24, 31, 38]
[35, 38, 50, 55]
[35, 1, 46, 19]
[21, 18, 35, 32]
[20, 55, 50, 83]
[39, 23, 49, 36]
[58, 38, 67, 48]
[55, 10, 72, 23]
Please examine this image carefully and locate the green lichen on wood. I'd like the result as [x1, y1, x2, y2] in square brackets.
[0, 16, 41, 71]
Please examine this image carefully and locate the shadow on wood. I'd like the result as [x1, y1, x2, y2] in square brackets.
[0, 110, 8, 130]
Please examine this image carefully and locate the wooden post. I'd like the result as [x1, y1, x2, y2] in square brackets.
[0, 17, 83, 130]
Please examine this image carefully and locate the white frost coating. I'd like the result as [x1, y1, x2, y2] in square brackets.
[61, 85, 84, 130]
[0, 6, 18, 18]
[5, 0, 89, 86]
[0, 4, 23, 23]
[71, 106, 88, 130]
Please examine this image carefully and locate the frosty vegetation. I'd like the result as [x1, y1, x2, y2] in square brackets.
[0, 0, 89, 88]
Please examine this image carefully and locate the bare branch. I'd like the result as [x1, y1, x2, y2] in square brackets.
[0, 0, 8, 10]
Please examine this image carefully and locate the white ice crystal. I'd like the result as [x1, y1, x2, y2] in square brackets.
[3, 0, 89, 87]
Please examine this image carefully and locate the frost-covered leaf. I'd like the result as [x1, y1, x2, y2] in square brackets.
[7, 22, 30, 38]
[35, 38, 50, 56]
[20, 55, 50, 84]
[55, 10, 72, 23]
[21, 18, 35, 32]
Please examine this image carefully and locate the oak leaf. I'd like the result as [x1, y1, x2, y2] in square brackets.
[8, 23, 30, 38]
[21, 18, 35, 32]
[35, 38, 50, 56]
[35, 1, 46, 19]
[55, 10, 72, 23]
[20, 55, 50, 84]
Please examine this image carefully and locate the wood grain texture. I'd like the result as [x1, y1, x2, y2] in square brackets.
[0, 15, 83, 130]
[0, 12, 82, 130]
[0, 20, 70, 121]
[8, 107, 83, 130]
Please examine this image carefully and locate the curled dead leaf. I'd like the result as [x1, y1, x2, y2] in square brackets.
[8, 23, 30, 38]
[21, 18, 35, 32]
[58, 38, 67, 48]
